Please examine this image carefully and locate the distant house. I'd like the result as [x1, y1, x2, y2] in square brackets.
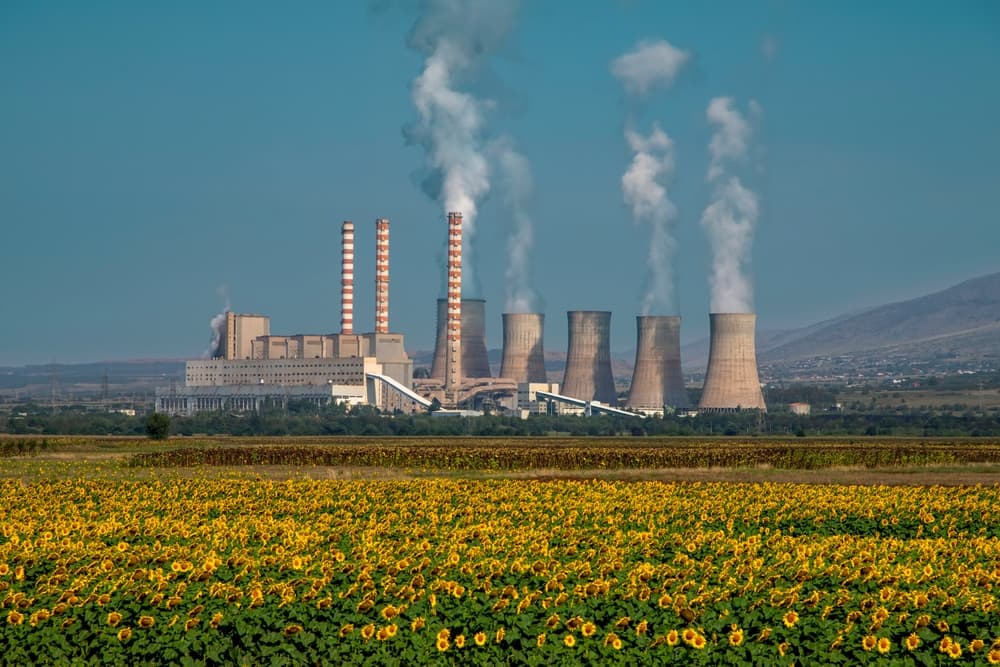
[789, 402, 812, 416]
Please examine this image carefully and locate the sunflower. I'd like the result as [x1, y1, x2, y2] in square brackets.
[948, 642, 962, 659]
[682, 628, 697, 645]
[454, 634, 465, 648]
[782, 611, 799, 628]
[138, 615, 154, 629]
[971, 640, 986, 652]
[6, 611, 24, 626]
[474, 631, 487, 646]
[339, 623, 354, 637]
[937, 619, 950, 632]
[667, 630, 679, 646]
[862, 635, 877, 651]
[386, 624, 397, 638]
[564, 634, 576, 648]
[545, 613, 560, 629]
[536, 633, 546, 648]
[117, 627, 132, 642]
[361, 623, 375, 640]
[581, 622, 597, 637]
[692, 634, 707, 650]
[106, 611, 122, 627]
[877, 637, 891, 654]
[729, 628, 744, 646]
[436, 637, 449, 652]
[635, 620, 649, 636]
[905, 633, 920, 651]
[437, 628, 450, 642]
[987, 649, 1000, 664]
[495, 627, 506, 644]
[778, 641, 789, 656]
[411, 617, 425, 632]
[184, 617, 199, 631]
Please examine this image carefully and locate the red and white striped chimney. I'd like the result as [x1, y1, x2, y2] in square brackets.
[446, 212, 463, 389]
[340, 220, 354, 335]
[374, 218, 390, 334]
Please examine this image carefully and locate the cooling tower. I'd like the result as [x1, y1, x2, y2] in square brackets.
[500, 313, 547, 383]
[698, 313, 766, 412]
[561, 311, 617, 405]
[431, 298, 492, 380]
[625, 316, 691, 411]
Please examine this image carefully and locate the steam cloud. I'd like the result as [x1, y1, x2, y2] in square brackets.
[490, 137, 537, 313]
[622, 125, 678, 314]
[205, 286, 231, 359]
[613, 39, 690, 316]
[702, 97, 760, 313]
[406, 0, 524, 299]
[611, 40, 690, 96]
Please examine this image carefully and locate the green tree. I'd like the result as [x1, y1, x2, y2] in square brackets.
[144, 412, 171, 440]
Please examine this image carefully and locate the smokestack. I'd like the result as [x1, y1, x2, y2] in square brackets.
[374, 218, 390, 334]
[625, 316, 690, 411]
[699, 313, 766, 412]
[445, 212, 462, 388]
[561, 311, 617, 405]
[500, 313, 546, 383]
[431, 297, 493, 380]
[341, 221, 354, 335]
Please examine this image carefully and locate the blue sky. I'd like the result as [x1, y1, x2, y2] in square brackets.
[2, 1, 998, 366]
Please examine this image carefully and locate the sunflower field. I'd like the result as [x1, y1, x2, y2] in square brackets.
[2, 476, 1000, 665]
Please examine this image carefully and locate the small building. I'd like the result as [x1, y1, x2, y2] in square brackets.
[789, 402, 812, 416]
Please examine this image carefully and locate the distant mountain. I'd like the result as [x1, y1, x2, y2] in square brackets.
[759, 272, 1000, 364]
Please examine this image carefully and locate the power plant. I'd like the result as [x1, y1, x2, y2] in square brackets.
[698, 313, 766, 412]
[158, 210, 766, 417]
[561, 311, 618, 406]
[499, 313, 547, 384]
[626, 316, 690, 413]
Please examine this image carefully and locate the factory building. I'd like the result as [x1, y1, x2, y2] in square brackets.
[155, 383, 368, 417]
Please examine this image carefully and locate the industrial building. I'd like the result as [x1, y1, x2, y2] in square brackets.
[625, 316, 691, 414]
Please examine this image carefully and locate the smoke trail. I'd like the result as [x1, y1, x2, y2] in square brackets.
[612, 39, 689, 316]
[405, 0, 522, 298]
[205, 286, 231, 359]
[622, 124, 678, 314]
[489, 137, 537, 313]
[702, 97, 759, 313]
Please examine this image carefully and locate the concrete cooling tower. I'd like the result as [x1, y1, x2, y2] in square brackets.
[430, 297, 492, 380]
[499, 313, 547, 383]
[698, 313, 766, 412]
[625, 316, 690, 412]
[561, 310, 617, 405]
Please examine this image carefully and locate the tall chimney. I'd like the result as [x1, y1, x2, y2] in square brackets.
[431, 298, 493, 380]
[625, 316, 690, 412]
[561, 310, 617, 405]
[445, 212, 462, 389]
[698, 313, 766, 412]
[500, 313, 546, 383]
[340, 221, 354, 335]
[374, 218, 389, 334]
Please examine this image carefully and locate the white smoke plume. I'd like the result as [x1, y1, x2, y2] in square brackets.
[612, 38, 689, 315]
[406, 0, 522, 298]
[611, 39, 690, 97]
[489, 137, 537, 313]
[205, 286, 231, 359]
[702, 97, 760, 313]
[622, 124, 679, 314]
